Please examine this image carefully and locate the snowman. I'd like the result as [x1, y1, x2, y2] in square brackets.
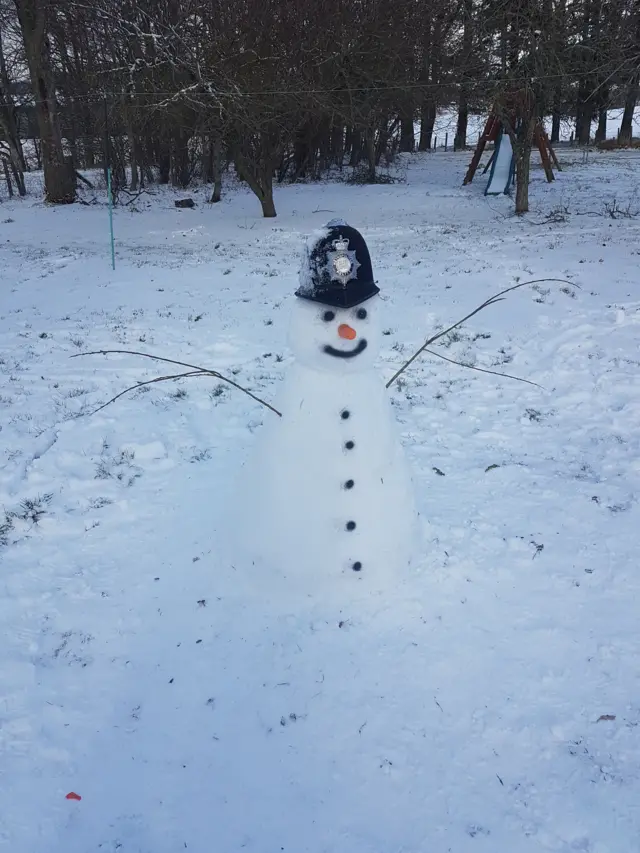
[239, 220, 418, 588]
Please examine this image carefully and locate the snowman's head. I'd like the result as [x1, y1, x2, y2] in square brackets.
[291, 220, 381, 372]
[289, 293, 381, 373]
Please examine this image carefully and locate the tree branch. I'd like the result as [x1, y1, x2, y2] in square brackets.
[422, 348, 543, 388]
[87, 369, 207, 414]
[385, 279, 578, 389]
[71, 349, 282, 416]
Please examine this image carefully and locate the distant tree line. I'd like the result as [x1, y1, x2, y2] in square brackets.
[0, 0, 639, 214]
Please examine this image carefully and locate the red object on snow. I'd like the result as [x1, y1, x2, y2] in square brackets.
[65, 792, 82, 801]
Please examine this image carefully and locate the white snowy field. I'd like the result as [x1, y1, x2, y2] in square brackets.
[1, 147, 640, 853]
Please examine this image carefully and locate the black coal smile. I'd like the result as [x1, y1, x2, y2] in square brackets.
[323, 339, 368, 359]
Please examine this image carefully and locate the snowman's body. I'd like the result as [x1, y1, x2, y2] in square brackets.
[241, 233, 418, 586]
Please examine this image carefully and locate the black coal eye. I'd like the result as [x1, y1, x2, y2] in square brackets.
[322, 310, 336, 322]
[356, 308, 367, 320]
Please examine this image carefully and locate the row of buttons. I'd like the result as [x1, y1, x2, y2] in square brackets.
[342, 411, 361, 572]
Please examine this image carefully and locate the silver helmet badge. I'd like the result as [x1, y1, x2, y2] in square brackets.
[327, 236, 360, 287]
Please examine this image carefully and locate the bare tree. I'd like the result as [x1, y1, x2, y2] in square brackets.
[13, 0, 75, 202]
[618, 0, 640, 144]
[0, 7, 26, 193]
[1, 0, 634, 213]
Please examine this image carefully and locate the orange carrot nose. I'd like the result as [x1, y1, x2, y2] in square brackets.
[338, 324, 357, 340]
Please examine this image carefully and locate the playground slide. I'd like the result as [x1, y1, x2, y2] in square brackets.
[485, 130, 515, 195]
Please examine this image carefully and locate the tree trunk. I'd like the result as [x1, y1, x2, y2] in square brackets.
[210, 136, 222, 202]
[127, 123, 139, 191]
[293, 120, 312, 178]
[260, 185, 276, 218]
[349, 131, 362, 166]
[455, 0, 473, 151]
[158, 140, 171, 183]
[141, 136, 154, 185]
[365, 127, 376, 181]
[202, 138, 214, 183]
[399, 110, 414, 152]
[575, 80, 594, 145]
[315, 116, 330, 176]
[33, 136, 42, 169]
[0, 30, 27, 183]
[3, 159, 14, 197]
[575, 107, 591, 145]
[10, 157, 26, 196]
[420, 15, 441, 152]
[376, 117, 398, 165]
[330, 123, 344, 169]
[593, 85, 609, 142]
[619, 3, 640, 145]
[619, 74, 639, 144]
[595, 105, 607, 142]
[344, 126, 353, 161]
[551, 108, 561, 144]
[514, 117, 536, 215]
[171, 130, 190, 188]
[0, 114, 27, 195]
[13, 0, 76, 203]
[81, 102, 95, 167]
[234, 145, 277, 218]
[454, 97, 468, 150]
[549, 0, 567, 144]
[66, 105, 78, 166]
[418, 103, 436, 151]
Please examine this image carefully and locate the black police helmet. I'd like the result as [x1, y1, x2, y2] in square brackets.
[295, 219, 380, 309]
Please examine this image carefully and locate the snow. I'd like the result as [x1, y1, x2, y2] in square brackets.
[296, 224, 333, 299]
[2, 145, 640, 852]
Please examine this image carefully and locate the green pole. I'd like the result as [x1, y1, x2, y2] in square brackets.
[107, 166, 115, 270]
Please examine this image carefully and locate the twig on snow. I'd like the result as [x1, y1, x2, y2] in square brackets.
[88, 369, 207, 414]
[123, 190, 148, 206]
[385, 278, 578, 389]
[71, 349, 282, 416]
[75, 170, 94, 189]
[422, 348, 543, 388]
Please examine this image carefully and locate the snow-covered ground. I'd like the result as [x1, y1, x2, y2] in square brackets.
[2, 146, 640, 853]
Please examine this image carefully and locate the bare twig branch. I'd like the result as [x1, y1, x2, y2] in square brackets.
[88, 369, 207, 414]
[422, 348, 543, 388]
[71, 349, 282, 416]
[385, 279, 578, 389]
